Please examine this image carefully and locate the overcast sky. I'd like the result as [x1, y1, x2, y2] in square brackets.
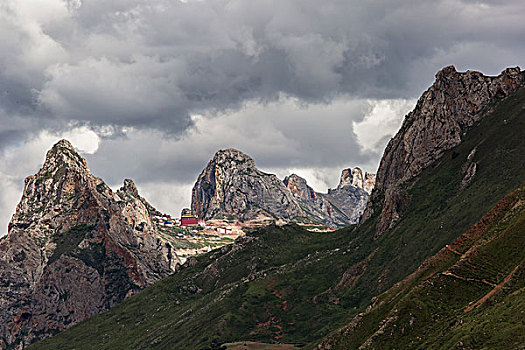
[1, 0, 524, 235]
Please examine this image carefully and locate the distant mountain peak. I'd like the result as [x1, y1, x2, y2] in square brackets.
[337, 168, 375, 194]
[192, 149, 371, 226]
[338, 167, 361, 188]
[120, 178, 139, 197]
[41, 139, 88, 173]
[283, 174, 317, 201]
[212, 148, 257, 168]
[192, 148, 302, 221]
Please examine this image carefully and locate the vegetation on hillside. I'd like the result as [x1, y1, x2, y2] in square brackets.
[319, 185, 525, 349]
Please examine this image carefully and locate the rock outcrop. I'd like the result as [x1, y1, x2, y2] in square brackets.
[0, 140, 179, 349]
[191, 149, 304, 221]
[361, 66, 524, 236]
[283, 172, 371, 226]
[192, 149, 374, 226]
[325, 185, 369, 225]
[337, 168, 375, 194]
[283, 174, 354, 226]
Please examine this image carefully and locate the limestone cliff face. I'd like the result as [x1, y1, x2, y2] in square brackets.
[361, 66, 524, 236]
[191, 149, 373, 226]
[283, 174, 351, 226]
[337, 168, 375, 194]
[0, 140, 179, 349]
[191, 149, 304, 221]
[284, 173, 372, 226]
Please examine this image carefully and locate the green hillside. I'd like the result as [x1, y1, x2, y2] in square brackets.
[31, 87, 525, 349]
[319, 185, 525, 349]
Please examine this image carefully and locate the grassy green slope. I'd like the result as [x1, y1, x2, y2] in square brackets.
[31, 88, 525, 349]
[319, 185, 525, 349]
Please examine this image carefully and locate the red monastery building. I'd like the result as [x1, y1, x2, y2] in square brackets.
[180, 208, 198, 226]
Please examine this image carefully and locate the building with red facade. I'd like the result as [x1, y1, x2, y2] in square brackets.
[180, 208, 198, 226]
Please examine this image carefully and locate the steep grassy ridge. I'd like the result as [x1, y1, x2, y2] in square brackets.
[31, 88, 525, 349]
[319, 185, 525, 349]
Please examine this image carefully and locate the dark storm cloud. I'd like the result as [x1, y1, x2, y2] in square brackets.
[1, 0, 524, 145]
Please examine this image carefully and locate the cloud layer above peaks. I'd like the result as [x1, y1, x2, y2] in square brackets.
[1, 0, 524, 139]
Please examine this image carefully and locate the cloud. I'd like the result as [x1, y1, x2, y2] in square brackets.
[1, 0, 524, 142]
[138, 182, 194, 218]
[83, 95, 376, 185]
[353, 99, 416, 154]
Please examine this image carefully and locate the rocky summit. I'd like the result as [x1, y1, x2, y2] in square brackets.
[362, 66, 524, 236]
[0, 140, 179, 349]
[337, 168, 375, 194]
[191, 148, 304, 222]
[191, 149, 374, 227]
[284, 172, 371, 226]
[283, 174, 351, 227]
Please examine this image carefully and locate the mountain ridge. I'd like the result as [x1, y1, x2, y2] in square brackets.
[362, 65, 524, 236]
[318, 184, 525, 349]
[0, 140, 179, 349]
[192, 149, 373, 227]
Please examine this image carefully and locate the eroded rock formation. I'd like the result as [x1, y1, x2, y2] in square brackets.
[361, 65, 523, 236]
[337, 168, 375, 194]
[284, 174, 358, 226]
[192, 149, 375, 226]
[0, 140, 179, 349]
[191, 149, 304, 221]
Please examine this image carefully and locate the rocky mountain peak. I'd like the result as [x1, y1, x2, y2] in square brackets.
[117, 178, 162, 217]
[120, 178, 139, 197]
[0, 141, 177, 348]
[338, 167, 363, 189]
[283, 174, 317, 201]
[362, 65, 524, 236]
[192, 148, 371, 226]
[192, 149, 303, 221]
[212, 148, 256, 168]
[434, 64, 457, 79]
[10, 140, 95, 228]
[40, 139, 88, 174]
[337, 168, 375, 194]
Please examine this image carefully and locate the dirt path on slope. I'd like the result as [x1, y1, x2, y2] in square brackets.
[464, 263, 521, 312]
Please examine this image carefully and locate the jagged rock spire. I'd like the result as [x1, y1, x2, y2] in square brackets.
[337, 168, 375, 194]
[40, 139, 88, 173]
[120, 178, 139, 197]
[0, 140, 178, 348]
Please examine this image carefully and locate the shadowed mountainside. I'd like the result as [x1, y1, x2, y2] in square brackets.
[318, 185, 525, 349]
[0, 141, 179, 349]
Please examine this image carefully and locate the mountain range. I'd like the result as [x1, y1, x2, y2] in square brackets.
[1, 65, 524, 349]
[0, 139, 372, 348]
[191, 148, 373, 227]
